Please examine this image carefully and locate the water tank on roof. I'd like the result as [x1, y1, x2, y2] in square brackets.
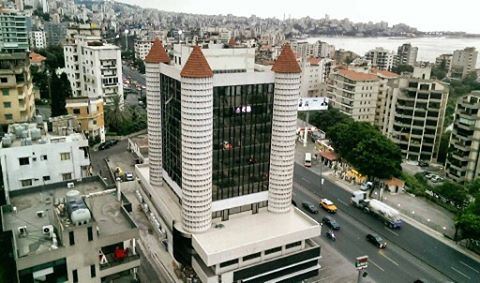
[14, 125, 23, 136]
[66, 190, 81, 203]
[24, 138, 32, 146]
[20, 130, 28, 139]
[31, 128, 41, 140]
[70, 208, 91, 226]
[1, 136, 12, 147]
[35, 115, 43, 124]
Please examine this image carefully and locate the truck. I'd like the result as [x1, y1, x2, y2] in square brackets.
[351, 191, 403, 229]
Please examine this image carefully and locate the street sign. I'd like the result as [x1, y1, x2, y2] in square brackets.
[355, 255, 368, 270]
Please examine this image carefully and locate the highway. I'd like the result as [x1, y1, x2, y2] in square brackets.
[293, 163, 480, 283]
[123, 63, 146, 86]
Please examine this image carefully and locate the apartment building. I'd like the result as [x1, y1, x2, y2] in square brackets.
[65, 23, 102, 44]
[435, 54, 453, 76]
[446, 91, 480, 183]
[0, 122, 91, 195]
[365, 47, 394, 71]
[29, 30, 46, 49]
[0, 178, 140, 282]
[134, 40, 154, 61]
[0, 9, 29, 53]
[64, 35, 124, 106]
[65, 97, 105, 142]
[451, 47, 478, 79]
[384, 66, 449, 162]
[327, 68, 380, 123]
[0, 52, 36, 125]
[136, 40, 321, 283]
[395, 43, 418, 67]
[371, 69, 400, 132]
[290, 40, 335, 59]
[300, 57, 333, 97]
[45, 22, 68, 46]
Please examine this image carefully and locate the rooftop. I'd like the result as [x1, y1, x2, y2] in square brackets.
[192, 207, 320, 266]
[180, 45, 213, 78]
[1, 178, 135, 259]
[272, 43, 302, 73]
[338, 69, 378, 81]
[29, 52, 46, 64]
[145, 38, 170, 64]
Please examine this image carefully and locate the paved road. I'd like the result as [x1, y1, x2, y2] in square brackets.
[293, 163, 480, 283]
[90, 139, 128, 185]
[123, 63, 146, 86]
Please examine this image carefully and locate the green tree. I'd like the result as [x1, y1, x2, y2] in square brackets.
[50, 73, 68, 117]
[105, 96, 128, 133]
[30, 65, 49, 99]
[435, 181, 469, 209]
[455, 212, 480, 241]
[437, 131, 451, 163]
[133, 58, 145, 74]
[308, 108, 353, 135]
[392, 64, 414, 75]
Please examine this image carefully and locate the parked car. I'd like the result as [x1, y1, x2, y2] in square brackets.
[360, 181, 373, 191]
[98, 142, 109, 151]
[302, 202, 319, 214]
[418, 161, 429, 167]
[366, 233, 387, 248]
[425, 173, 434, 179]
[125, 172, 134, 181]
[322, 216, 340, 230]
[319, 198, 337, 213]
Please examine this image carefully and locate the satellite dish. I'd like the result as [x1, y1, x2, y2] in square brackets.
[178, 30, 183, 35]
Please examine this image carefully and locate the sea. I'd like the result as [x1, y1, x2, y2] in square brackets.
[306, 36, 480, 67]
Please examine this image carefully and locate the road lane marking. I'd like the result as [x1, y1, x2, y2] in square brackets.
[379, 252, 399, 266]
[384, 227, 399, 236]
[336, 198, 348, 206]
[451, 266, 471, 280]
[369, 259, 385, 272]
[301, 177, 311, 183]
[460, 261, 480, 273]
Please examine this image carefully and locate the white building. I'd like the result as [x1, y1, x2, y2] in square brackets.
[64, 35, 124, 106]
[365, 47, 394, 71]
[451, 47, 478, 79]
[395, 43, 418, 67]
[300, 57, 333, 97]
[137, 40, 321, 283]
[29, 30, 46, 49]
[0, 123, 91, 198]
[134, 40, 154, 61]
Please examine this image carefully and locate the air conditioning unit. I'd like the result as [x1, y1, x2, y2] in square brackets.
[32, 157, 37, 161]
[18, 226, 28, 237]
[42, 225, 54, 236]
[36, 210, 45, 218]
[67, 182, 75, 189]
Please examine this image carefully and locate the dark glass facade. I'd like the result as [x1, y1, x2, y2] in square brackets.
[161, 74, 182, 187]
[212, 83, 274, 201]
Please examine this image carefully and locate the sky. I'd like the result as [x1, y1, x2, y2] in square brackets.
[118, 0, 480, 34]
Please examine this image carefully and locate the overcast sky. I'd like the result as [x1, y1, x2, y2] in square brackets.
[118, 0, 479, 33]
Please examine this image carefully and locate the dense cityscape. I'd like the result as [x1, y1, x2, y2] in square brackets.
[0, 0, 480, 282]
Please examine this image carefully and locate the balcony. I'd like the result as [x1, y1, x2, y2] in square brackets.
[99, 249, 140, 278]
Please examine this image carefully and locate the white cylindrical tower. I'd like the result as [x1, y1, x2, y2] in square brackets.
[180, 46, 214, 233]
[268, 44, 302, 213]
[145, 39, 170, 188]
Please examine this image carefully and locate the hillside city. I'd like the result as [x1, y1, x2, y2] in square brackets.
[0, 0, 480, 282]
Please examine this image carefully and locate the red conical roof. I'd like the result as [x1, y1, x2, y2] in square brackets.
[180, 46, 213, 78]
[272, 43, 302, 73]
[145, 38, 170, 64]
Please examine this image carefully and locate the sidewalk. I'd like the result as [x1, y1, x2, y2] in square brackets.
[295, 141, 480, 262]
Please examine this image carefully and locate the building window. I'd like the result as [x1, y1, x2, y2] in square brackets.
[1, 88, 8, 96]
[73, 108, 80, 114]
[4, 114, 13, 120]
[72, 269, 78, 283]
[69, 231, 75, 245]
[0, 77, 7, 83]
[43, 176, 50, 181]
[220, 259, 238, 268]
[265, 246, 282, 255]
[21, 179, 32, 187]
[243, 252, 261, 261]
[62, 173, 72, 181]
[3, 102, 11, 108]
[60, 152, 71, 160]
[19, 157, 29, 165]
[87, 227, 93, 241]
[286, 241, 302, 249]
[90, 264, 96, 278]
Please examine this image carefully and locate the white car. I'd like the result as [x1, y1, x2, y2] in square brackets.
[125, 172, 134, 182]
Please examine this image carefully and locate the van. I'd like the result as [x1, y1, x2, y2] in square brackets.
[304, 153, 312, 167]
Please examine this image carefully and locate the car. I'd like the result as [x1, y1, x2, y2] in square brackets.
[105, 139, 118, 147]
[125, 172, 134, 181]
[425, 173, 434, 179]
[98, 142, 109, 151]
[418, 160, 429, 167]
[302, 202, 318, 214]
[319, 198, 337, 213]
[360, 181, 373, 191]
[366, 233, 387, 248]
[322, 216, 340, 230]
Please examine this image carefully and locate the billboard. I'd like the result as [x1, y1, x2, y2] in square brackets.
[298, 97, 329, 112]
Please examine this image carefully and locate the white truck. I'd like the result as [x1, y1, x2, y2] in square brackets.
[351, 191, 403, 229]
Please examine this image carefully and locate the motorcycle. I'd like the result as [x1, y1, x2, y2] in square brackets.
[326, 230, 336, 241]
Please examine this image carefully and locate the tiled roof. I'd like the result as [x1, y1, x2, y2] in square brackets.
[338, 69, 378, 81]
[308, 57, 321, 66]
[374, 69, 399, 79]
[180, 46, 213, 78]
[29, 52, 46, 63]
[144, 38, 170, 64]
[272, 43, 302, 73]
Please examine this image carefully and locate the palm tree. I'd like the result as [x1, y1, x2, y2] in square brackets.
[105, 95, 130, 133]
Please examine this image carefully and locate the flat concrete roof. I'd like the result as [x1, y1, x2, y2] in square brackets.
[2, 178, 134, 258]
[192, 207, 321, 266]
